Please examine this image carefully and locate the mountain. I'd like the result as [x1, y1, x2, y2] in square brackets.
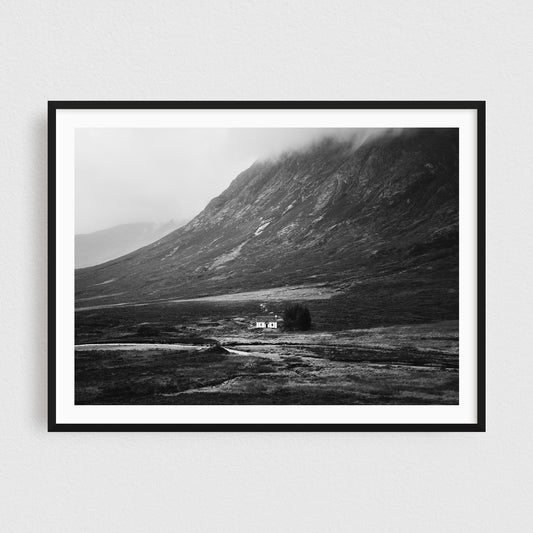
[75, 220, 184, 268]
[76, 129, 459, 324]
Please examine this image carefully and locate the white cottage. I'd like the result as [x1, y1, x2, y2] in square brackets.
[255, 315, 281, 329]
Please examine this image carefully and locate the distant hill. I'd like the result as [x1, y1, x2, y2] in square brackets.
[76, 129, 459, 325]
[75, 220, 184, 268]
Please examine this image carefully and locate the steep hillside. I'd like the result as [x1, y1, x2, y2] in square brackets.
[75, 220, 184, 268]
[76, 129, 459, 323]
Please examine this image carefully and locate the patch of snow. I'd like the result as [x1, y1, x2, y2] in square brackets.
[160, 245, 180, 261]
[94, 278, 116, 286]
[211, 241, 247, 268]
[254, 221, 271, 236]
[279, 222, 297, 236]
[281, 202, 295, 215]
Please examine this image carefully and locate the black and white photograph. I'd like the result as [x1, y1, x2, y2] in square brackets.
[75, 126, 461, 406]
[49, 102, 484, 429]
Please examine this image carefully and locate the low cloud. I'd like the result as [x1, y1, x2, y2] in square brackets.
[76, 128, 404, 234]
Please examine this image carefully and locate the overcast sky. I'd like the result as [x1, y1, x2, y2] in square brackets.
[75, 128, 368, 234]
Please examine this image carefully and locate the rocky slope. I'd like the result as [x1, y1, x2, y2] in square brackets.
[76, 129, 459, 323]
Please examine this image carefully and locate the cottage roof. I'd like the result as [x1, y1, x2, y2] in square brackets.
[255, 316, 281, 322]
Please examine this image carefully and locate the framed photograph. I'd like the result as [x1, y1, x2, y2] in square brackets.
[48, 101, 485, 431]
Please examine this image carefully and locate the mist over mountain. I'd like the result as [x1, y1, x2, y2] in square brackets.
[76, 128, 458, 326]
[75, 219, 185, 268]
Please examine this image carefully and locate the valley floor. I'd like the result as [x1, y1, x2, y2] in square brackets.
[75, 321, 458, 405]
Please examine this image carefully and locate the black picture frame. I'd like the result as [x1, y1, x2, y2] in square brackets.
[48, 101, 485, 432]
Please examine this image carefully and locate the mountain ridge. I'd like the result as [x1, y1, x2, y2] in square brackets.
[75, 219, 185, 269]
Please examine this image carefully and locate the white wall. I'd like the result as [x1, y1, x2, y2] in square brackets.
[1, 1, 531, 531]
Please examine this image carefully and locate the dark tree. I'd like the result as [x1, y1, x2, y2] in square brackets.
[283, 303, 312, 331]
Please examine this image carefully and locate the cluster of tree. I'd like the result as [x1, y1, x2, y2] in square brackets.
[282, 303, 312, 331]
